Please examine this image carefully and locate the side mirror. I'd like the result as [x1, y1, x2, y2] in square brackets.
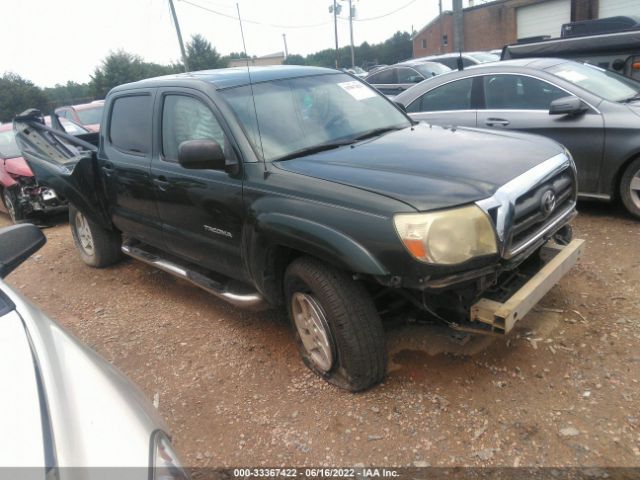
[549, 96, 588, 116]
[0, 224, 46, 278]
[178, 139, 226, 170]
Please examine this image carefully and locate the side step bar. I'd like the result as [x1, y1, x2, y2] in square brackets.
[121, 242, 269, 311]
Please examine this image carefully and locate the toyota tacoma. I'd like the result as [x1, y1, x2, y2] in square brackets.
[14, 66, 584, 391]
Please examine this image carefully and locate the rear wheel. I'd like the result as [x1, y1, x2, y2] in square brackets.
[284, 256, 387, 391]
[2, 187, 26, 223]
[69, 204, 122, 267]
[620, 158, 640, 219]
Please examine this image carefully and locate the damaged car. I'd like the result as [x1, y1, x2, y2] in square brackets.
[14, 66, 584, 391]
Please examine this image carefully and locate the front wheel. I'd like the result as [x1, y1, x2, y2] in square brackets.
[620, 158, 640, 219]
[284, 256, 387, 391]
[2, 187, 26, 223]
[69, 205, 122, 267]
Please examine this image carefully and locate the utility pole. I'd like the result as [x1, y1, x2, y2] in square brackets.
[282, 33, 289, 60]
[438, 0, 443, 53]
[168, 0, 189, 72]
[452, 0, 464, 53]
[329, 0, 341, 68]
[347, 0, 355, 68]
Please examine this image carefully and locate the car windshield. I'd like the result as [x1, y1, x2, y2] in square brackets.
[76, 105, 103, 125]
[547, 63, 640, 102]
[467, 52, 500, 63]
[414, 63, 451, 76]
[220, 73, 410, 161]
[0, 130, 21, 158]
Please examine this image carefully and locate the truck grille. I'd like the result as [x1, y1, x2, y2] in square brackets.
[507, 167, 576, 256]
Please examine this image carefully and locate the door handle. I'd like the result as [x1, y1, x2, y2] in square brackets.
[485, 118, 510, 127]
[153, 175, 170, 191]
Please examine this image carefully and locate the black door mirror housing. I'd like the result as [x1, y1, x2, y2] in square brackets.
[549, 96, 588, 116]
[0, 224, 46, 278]
[178, 139, 226, 170]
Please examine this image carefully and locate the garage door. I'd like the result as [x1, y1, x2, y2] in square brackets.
[517, 0, 570, 40]
[599, 0, 640, 18]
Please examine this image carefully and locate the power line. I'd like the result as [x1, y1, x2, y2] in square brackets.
[178, 0, 329, 29]
[351, 0, 419, 22]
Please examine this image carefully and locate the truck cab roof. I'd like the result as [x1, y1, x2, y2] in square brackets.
[110, 65, 339, 93]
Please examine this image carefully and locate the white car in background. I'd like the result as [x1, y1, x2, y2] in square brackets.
[0, 223, 189, 479]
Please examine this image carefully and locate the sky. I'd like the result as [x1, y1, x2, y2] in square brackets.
[0, 0, 476, 87]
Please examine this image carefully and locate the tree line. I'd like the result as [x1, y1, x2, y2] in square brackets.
[0, 31, 412, 123]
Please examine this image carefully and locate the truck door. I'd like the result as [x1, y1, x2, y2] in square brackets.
[150, 89, 248, 282]
[12, 112, 110, 228]
[476, 74, 605, 193]
[100, 91, 164, 247]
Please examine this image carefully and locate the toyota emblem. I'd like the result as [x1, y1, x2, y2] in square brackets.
[541, 190, 556, 216]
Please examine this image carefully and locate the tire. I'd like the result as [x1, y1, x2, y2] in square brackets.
[69, 204, 122, 268]
[284, 256, 387, 392]
[620, 158, 640, 219]
[2, 187, 26, 223]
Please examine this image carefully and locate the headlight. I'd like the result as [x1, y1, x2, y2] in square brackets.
[151, 431, 190, 480]
[393, 205, 497, 264]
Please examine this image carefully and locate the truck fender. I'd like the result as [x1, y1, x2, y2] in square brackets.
[252, 212, 389, 278]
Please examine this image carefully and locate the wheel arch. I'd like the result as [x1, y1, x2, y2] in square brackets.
[610, 151, 640, 201]
[245, 213, 389, 305]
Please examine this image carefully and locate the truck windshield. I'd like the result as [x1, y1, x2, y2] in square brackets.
[547, 62, 640, 102]
[220, 73, 410, 161]
[0, 130, 21, 159]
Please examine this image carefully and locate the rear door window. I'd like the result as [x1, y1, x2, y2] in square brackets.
[396, 67, 424, 84]
[406, 77, 474, 112]
[109, 95, 152, 154]
[366, 69, 395, 84]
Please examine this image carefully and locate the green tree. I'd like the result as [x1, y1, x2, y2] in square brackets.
[44, 81, 92, 109]
[283, 54, 306, 66]
[89, 50, 178, 98]
[0, 73, 48, 122]
[185, 34, 226, 71]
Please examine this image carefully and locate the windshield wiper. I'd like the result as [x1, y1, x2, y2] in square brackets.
[274, 139, 355, 162]
[621, 92, 640, 103]
[352, 125, 406, 141]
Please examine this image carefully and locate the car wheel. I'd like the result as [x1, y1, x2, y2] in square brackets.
[69, 204, 122, 267]
[2, 187, 26, 223]
[620, 158, 640, 219]
[284, 256, 387, 392]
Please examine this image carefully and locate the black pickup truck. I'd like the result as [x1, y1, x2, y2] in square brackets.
[14, 66, 584, 391]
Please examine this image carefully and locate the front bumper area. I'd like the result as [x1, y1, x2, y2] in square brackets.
[469, 238, 584, 334]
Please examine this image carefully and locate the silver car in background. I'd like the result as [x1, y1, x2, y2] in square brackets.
[0, 224, 188, 479]
[395, 58, 640, 219]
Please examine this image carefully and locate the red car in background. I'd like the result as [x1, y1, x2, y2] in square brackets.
[0, 117, 83, 222]
[54, 100, 104, 132]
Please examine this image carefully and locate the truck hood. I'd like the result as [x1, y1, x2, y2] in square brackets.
[274, 123, 565, 211]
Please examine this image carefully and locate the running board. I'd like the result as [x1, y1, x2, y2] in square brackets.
[121, 242, 269, 311]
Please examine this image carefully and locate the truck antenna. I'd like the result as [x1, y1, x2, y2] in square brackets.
[237, 3, 266, 173]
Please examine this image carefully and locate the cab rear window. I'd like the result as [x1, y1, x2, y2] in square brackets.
[109, 95, 152, 154]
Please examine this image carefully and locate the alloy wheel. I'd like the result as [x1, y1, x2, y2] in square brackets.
[3, 190, 16, 222]
[629, 168, 640, 211]
[75, 211, 95, 256]
[291, 292, 334, 372]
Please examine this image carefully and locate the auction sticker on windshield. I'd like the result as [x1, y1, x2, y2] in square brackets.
[338, 81, 377, 100]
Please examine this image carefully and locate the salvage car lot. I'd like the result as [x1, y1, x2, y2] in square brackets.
[2, 204, 639, 467]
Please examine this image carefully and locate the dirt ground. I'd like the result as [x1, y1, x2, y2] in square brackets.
[1, 201, 639, 469]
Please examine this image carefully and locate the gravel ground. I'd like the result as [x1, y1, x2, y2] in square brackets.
[1, 201, 639, 468]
